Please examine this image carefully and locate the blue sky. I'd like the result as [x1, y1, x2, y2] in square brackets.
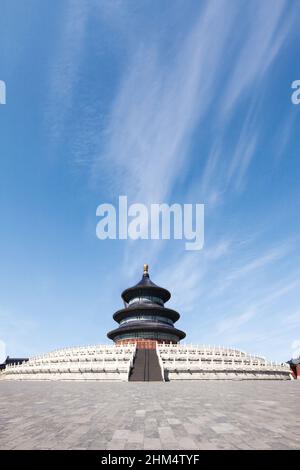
[0, 0, 300, 362]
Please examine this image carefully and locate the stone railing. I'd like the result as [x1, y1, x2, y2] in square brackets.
[156, 342, 165, 382]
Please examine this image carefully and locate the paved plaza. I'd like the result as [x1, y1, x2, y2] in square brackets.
[0, 380, 299, 450]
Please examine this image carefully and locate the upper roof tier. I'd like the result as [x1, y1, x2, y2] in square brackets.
[121, 264, 171, 303]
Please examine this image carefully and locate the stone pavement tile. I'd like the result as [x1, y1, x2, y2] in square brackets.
[86, 442, 108, 450]
[143, 438, 162, 450]
[161, 441, 182, 450]
[188, 416, 210, 425]
[212, 412, 227, 418]
[107, 440, 127, 450]
[271, 435, 300, 448]
[14, 439, 55, 450]
[158, 426, 176, 444]
[209, 438, 239, 450]
[164, 411, 175, 416]
[144, 430, 160, 439]
[233, 441, 254, 450]
[171, 424, 191, 437]
[144, 422, 158, 430]
[220, 443, 239, 450]
[112, 429, 130, 440]
[167, 418, 181, 425]
[127, 431, 144, 444]
[178, 437, 199, 450]
[269, 442, 291, 450]
[145, 417, 157, 424]
[197, 441, 219, 450]
[124, 442, 143, 450]
[72, 446, 91, 450]
[244, 440, 273, 450]
[211, 423, 238, 434]
[183, 422, 200, 435]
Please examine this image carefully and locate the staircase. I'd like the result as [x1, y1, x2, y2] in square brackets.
[129, 349, 163, 382]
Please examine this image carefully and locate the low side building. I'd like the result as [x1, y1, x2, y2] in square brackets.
[287, 357, 300, 379]
[0, 356, 28, 370]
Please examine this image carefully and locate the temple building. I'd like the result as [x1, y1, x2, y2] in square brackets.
[0, 265, 293, 381]
[287, 357, 300, 379]
[107, 264, 185, 349]
[0, 356, 28, 370]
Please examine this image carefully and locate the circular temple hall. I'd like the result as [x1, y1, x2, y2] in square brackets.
[107, 264, 186, 349]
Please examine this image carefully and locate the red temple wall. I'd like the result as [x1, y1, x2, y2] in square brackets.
[116, 339, 177, 349]
[289, 364, 300, 379]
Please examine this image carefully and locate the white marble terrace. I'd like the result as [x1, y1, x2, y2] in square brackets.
[156, 343, 292, 380]
[0, 344, 136, 381]
[0, 342, 292, 381]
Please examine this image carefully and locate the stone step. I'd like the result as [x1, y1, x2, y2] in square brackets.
[129, 348, 163, 382]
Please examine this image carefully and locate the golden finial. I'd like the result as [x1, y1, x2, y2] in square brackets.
[143, 263, 149, 274]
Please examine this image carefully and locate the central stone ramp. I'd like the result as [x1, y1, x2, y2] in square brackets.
[129, 349, 163, 382]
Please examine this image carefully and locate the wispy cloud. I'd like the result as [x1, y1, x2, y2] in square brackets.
[225, 244, 292, 283]
[211, 276, 300, 355]
[157, 253, 206, 313]
[45, 0, 297, 205]
[204, 239, 231, 261]
[216, 309, 257, 337]
[220, 0, 289, 117]
[282, 311, 300, 329]
[215, 277, 300, 337]
[45, 0, 89, 149]
[93, 0, 237, 203]
[44, 0, 298, 206]
[198, 0, 297, 195]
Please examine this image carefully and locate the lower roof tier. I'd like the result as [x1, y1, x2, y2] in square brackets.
[107, 321, 186, 341]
